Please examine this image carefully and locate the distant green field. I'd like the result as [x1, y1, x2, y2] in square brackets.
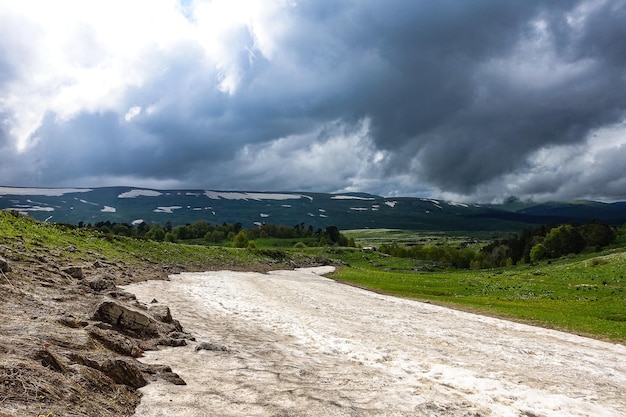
[342, 228, 507, 247]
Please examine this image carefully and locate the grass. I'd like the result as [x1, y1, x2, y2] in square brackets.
[342, 228, 502, 248]
[0, 211, 292, 272]
[328, 248, 626, 343]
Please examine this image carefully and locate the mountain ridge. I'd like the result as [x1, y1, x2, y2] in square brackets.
[1, 186, 625, 231]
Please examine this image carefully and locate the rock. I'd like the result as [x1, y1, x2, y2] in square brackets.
[86, 325, 144, 357]
[62, 265, 83, 279]
[148, 305, 174, 323]
[84, 274, 116, 292]
[195, 341, 228, 352]
[34, 349, 66, 374]
[0, 255, 9, 272]
[99, 358, 147, 389]
[140, 363, 186, 386]
[161, 371, 187, 386]
[57, 313, 89, 328]
[91, 300, 160, 337]
[157, 337, 187, 347]
[70, 354, 147, 389]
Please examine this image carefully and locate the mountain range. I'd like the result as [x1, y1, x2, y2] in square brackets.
[1, 186, 625, 231]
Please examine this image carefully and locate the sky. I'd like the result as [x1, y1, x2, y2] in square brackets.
[1, 0, 626, 203]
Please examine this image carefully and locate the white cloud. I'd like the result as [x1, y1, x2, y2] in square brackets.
[124, 106, 142, 122]
[0, 0, 285, 149]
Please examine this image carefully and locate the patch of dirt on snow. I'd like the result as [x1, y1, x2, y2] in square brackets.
[126, 267, 626, 417]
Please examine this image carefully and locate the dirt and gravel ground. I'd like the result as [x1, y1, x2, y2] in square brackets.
[125, 267, 626, 417]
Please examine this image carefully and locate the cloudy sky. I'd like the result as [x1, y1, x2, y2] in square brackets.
[1, 0, 626, 202]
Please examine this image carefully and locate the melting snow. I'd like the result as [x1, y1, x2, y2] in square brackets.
[153, 206, 182, 213]
[423, 199, 443, 208]
[10, 205, 54, 212]
[101, 206, 116, 213]
[331, 195, 376, 200]
[204, 191, 311, 201]
[118, 189, 163, 198]
[0, 187, 92, 196]
[384, 201, 397, 208]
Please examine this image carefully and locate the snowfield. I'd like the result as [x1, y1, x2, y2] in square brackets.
[125, 267, 626, 417]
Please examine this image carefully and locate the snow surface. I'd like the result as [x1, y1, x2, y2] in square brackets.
[125, 268, 626, 416]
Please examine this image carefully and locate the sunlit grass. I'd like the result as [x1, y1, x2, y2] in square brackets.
[329, 250, 626, 343]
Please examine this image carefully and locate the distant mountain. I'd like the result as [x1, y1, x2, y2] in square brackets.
[1, 186, 625, 231]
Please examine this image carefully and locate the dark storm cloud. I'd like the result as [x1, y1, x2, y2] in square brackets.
[2, 0, 626, 201]
[304, 0, 626, 194]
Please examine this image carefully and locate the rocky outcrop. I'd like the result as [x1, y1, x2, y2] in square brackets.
[91, 300, 161, 337]
[69, 353, 147, 389]
[86, 325, 144, 357]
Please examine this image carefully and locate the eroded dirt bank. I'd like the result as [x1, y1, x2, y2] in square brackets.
[125, 267, 626, 417]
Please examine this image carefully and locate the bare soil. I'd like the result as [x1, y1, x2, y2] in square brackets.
[0, 239, 197, 417]
[126, 268, 626, 417]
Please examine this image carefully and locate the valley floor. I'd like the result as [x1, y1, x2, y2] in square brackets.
[126, 267, 626, 417]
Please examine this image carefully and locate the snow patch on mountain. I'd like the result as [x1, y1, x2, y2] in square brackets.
[0, 187, 92, 196]
[153, 206, 183, 213]
[331, 195, 375, 200]
[204, 191, 310, 201]
[118, 189, 163, 198]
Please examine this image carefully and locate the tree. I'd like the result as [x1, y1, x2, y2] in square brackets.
[581, 222, 616, 250]
[146, 225, 165, 241]
[208, 230, 225, 243]
[543, 225, 585, 258]
[530, 244, 546, 262]
[233, 230, 249, 248]
[325, 226, 341, 244]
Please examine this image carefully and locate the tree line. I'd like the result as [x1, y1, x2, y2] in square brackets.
[79, 220, 354, 248]
[378, 221, 619, 269]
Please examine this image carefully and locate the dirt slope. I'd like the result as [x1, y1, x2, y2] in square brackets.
[0, 240, 190, 417]
[126, 267, 626, 417]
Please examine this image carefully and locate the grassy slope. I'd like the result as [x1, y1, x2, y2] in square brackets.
[0, 211, 313, 276]
[326, 247, 626, 343]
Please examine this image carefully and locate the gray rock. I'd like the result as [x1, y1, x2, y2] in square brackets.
[195, 341, 228, 352]
[91, 300, 160, 336]
[85, 274, 116, 292]
[62, 265, 83, 279]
